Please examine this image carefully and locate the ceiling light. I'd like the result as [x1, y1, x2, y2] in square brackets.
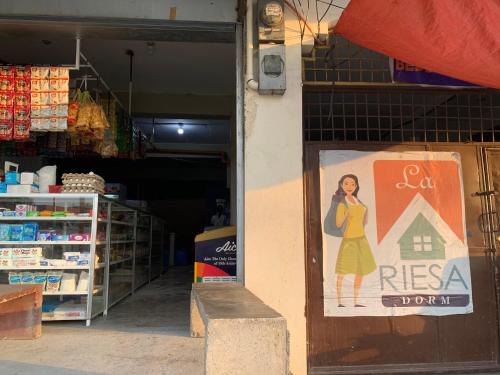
[177, 124, 184, 135]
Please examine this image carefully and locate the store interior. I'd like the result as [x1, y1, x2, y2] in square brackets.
[0, 27, 236, 326]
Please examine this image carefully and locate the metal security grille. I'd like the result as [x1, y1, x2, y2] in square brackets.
[304, 89, 500, 143]
[303, 36, 392, 84]
[303, 37, 500, 143]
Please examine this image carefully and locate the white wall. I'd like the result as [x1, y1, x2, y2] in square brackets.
[0, 0, 238, 23]
[244, 7, 307, 375]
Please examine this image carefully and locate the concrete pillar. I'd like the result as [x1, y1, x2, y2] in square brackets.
[243, 4, 307, 374]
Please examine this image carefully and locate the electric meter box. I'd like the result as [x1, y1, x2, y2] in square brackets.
[258, 0, 285, 43]
[258, 44, 286, 94]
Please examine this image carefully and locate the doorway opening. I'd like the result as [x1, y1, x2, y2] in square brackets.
[0, 19, 240, 372]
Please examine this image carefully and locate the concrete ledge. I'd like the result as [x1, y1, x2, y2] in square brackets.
[191, 283, 288, 375]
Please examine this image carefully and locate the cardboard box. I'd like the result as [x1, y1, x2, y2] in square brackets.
[0, 284, 43, 339]
[7, 185, 39, 194]
[20, 172, 39, 186]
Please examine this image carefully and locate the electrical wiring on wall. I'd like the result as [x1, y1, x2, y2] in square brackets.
[283, 0, 346, 44]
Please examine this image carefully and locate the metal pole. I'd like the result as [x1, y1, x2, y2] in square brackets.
[74, 37, 80, 70]
[236, 23, 245, 284]
[126, 50, 134, 116]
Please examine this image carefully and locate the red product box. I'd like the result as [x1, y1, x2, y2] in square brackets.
[48, 185, 63, 193]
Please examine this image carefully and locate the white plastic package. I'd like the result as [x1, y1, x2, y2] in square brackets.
[38, 165, 57, 193]
[60, 273, 78, 292]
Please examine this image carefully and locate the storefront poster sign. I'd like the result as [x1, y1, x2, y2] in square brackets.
[194, 232, 237, 283]
[391, 58, 475, 87]
[320, 150, 473, 316]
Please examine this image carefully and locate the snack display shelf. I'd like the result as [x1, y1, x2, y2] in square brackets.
[0, 194, 168, 326]
[0, 217, 92, 221]
[0, 241, 91, 245]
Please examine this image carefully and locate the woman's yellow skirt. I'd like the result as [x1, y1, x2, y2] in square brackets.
[335, 236, 376, 276]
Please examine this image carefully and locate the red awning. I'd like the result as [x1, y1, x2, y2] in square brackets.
[334, 0, 500, 89]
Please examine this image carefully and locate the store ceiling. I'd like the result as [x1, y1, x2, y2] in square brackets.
[0, 37, 235, 95]
[134, 117, 230, 148]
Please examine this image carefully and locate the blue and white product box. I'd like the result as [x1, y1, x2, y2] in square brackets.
[8, 272, 21, 284]
[51, 233, 69, 241]
[20, 272, 34, 284]
[77, 252, 91, 266]
[63, 252, 81, 261]
[37, 230, 54, 241]
[33, 273, 47, 286]
[22, 223, 38, 241]
[10, 225, 24, 241]
[4, 171, 20, 185]
[0, 183, 6, 193]
[2, 211, 16, 217]
[0, 224, 10, 241]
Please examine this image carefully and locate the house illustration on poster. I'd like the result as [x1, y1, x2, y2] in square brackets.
[380, 193, 463, 259]
[398, 213, 446, 260]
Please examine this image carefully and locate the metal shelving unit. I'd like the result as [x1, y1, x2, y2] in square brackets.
[0, 193, 101, 326]
[0, 193, 167, 326]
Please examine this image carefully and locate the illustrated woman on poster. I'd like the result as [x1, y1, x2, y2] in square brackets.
[331, 174, 376, 307]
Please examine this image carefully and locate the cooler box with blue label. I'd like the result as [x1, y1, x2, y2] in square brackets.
[194, 226, 236, 283]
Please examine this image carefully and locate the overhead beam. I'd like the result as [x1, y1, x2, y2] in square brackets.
[0, 16, 235, 43]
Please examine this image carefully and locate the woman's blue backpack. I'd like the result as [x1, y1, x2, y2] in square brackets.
[323, 196, 347, 237]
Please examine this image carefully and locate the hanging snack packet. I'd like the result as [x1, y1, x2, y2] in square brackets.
[0, 122, 13, 140]
[13, 121, 30, 141]
[31, 67, 49, 80]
